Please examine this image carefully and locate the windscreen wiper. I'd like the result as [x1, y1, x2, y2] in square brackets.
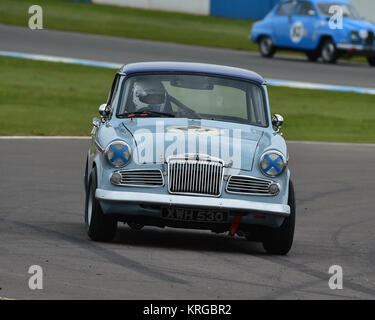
[120, 110, 175, 118]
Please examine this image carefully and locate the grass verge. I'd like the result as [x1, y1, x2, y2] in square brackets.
[0, 56, 374, 142]
[0, 0, 257, 51]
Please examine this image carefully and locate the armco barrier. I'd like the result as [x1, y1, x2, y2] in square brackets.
[65, 0, 279, 19]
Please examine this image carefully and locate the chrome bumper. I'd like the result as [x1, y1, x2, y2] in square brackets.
[336, 43, 375, 53]
[95, 189, 290, 216]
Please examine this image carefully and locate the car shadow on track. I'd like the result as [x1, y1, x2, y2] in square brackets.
[112, 225, 266, 255]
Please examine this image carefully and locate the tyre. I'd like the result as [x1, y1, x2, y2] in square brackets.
[367, 56, 375, 67]
[320, 39, 338, 64]
[262, 180, 295, 255]
[85, 169, 117, 241]
[306, 51, 320, 62]
[259, 36, 276, 58]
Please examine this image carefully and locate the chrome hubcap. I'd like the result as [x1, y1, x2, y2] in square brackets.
[323, 43, 334, 60]
[261, 38, 272, 54]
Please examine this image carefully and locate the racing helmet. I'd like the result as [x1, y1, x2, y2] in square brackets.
[132, 79, 167, 112]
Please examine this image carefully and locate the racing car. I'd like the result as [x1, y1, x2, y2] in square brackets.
[250, 0, 375, 66]
[84, 62, 295, 255]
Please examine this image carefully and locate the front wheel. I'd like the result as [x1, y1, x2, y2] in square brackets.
[368, 56, 375, 67]
[259, 36, 276, 58]
[85, 169, 117, 241]
[321, 39, 338, 64]
[262, 180, 295, 255]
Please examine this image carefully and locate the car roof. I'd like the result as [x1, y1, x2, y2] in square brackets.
[119, 62, 265, 85]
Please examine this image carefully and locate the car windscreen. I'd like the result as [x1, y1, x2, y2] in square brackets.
[117, 74, 268, 127]
[317, 3, 361, 20]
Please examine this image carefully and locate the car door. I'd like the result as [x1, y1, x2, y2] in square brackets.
[272, 0, 297, 48]
[291, 0, 319, 50]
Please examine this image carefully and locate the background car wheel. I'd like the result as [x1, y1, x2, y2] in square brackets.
[85, 169, 117, 241]
[259, 36, 276, 58]
[306, 51, 320, 62]
[262, 180, 295, 255]
[320, 39, 338, 64]
[367, 56, 375, 67]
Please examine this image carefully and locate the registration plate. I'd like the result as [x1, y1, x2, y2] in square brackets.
[161, 207, 228, 223]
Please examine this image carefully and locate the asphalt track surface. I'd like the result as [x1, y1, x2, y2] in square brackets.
[0, 24, 375, 89]
[0, 139, 374, 299]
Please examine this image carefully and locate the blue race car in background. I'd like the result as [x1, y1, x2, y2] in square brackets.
[250, 0, 375, 66]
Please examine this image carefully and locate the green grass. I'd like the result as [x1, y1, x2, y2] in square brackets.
[0, 56, 374, 142]
[0, 0, 257, 51]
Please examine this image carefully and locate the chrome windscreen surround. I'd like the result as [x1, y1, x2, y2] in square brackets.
[167, 154, 225, 197]
[111, 169, 164, 187]
[226, 175, 280, 196]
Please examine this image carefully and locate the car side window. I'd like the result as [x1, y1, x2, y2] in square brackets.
[107, 74, 120, 107]
[276, 1, 295, 16]
[295, 1, 316, 16]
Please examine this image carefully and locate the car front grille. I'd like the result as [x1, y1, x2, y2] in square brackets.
[226, 175, 276, 196]
[168, 155, 224, 197]
[366, 31, 374, 46]
[117, 169, 164, 187]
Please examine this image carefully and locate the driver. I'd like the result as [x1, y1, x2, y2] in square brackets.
[132, 79, 167, 112]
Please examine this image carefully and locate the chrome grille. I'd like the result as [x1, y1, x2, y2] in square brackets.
[226, 175, 276, 196]
[168, 155, 224, 197]
[117, 169, 164, 187]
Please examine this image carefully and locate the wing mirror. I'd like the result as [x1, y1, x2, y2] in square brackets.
[99, 104, 108, 117]
[272, 114, 284, 134]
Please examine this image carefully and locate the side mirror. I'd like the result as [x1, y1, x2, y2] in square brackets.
[99, 104, 108, 117]
[272, 114, 284, 134]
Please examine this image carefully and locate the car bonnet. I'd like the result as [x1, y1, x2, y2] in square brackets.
[121, 118, 265, 172]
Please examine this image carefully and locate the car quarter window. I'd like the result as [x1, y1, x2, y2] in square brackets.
[276, 1, 295, 16]
[295, 1, 316, 16]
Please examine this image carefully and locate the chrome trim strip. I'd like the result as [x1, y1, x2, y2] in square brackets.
[94, 139, 105, 153]
[95, 189, 290, 216]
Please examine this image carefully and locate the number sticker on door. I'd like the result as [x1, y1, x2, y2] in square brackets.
[290, 21, 305, 43]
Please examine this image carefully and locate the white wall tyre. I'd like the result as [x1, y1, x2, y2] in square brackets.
[84, 169, 117, 241]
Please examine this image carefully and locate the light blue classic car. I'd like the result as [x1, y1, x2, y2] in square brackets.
[84, 62, 295, 255]
[250, 0, 375, 66]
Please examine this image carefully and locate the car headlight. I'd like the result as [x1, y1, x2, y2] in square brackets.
[260, 150, 287, 177]
[359, 29, 368, 40]
[105, 141, 131, 168]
